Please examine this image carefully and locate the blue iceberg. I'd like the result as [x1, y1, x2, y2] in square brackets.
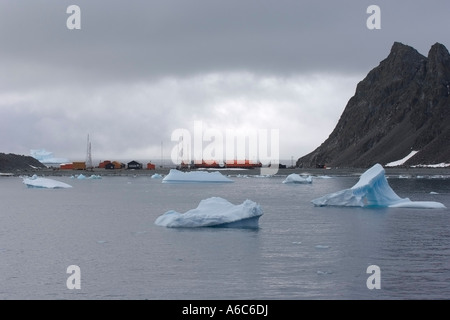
[162, 169, 233, 183]
[71, 174, 102, 180]
[312, 164, 446, 209]
[155, 197, 263, 228]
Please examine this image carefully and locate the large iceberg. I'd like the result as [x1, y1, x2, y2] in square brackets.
[312, 163, 446, 209]
[162, 169, 233, 183]
[155, 197, 263, 228]
[23, 175, 73, 189]
[282, 173, 312, 184]
[30, 149, 69, 165]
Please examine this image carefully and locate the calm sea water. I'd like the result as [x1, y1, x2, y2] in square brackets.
[0, 172, 449, 300]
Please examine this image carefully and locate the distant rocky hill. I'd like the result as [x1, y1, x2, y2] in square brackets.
[0, 153, 46, 171]
[297, 42, 450, 168]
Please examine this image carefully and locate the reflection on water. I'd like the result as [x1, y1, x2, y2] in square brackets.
[0, 174, 449, 299]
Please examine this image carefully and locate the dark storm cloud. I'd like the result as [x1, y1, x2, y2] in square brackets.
[3, 0, 448, 85]
[1, 0, 449, 161]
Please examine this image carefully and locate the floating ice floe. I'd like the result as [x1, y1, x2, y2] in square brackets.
[23, 175, 72, 189]
[311, 163, 446, 209]
[154, 197, 263, 228]
[151, 173, 163, 179]
[282, 173, 312, 184]
[71, 174, 102, 180]
[162, 169, 233, 183]
[0, 173, 14, 176]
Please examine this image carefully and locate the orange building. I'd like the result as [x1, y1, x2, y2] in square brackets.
[72, 162, 87, 170]
[60, 163, 74, 170]
[98, 160, 111, 168]
[225, 160, 262, 168]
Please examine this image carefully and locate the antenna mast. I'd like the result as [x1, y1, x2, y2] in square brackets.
[86, 134, 93, 169]
[161, 140, 164, 168]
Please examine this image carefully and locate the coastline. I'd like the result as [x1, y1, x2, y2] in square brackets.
[1, 166, 449, 178]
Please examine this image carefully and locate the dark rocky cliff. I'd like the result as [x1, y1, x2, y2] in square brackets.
[0, 153, 46, 171]
[297, 42, 450, 168]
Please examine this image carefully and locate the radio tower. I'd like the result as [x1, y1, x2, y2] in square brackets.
[86, 134, 93, 169]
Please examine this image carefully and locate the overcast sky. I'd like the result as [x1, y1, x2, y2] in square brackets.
[1, 0, 449, 164]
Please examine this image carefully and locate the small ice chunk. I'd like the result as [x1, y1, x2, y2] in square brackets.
[282, 173, 312, 184]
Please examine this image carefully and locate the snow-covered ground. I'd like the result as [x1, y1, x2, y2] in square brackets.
[385, 150, 449, 168]
[385, 150, 419, 167]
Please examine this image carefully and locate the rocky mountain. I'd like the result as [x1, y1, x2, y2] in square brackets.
[297, 42, 450, 168]
[0, 153, 47, 171]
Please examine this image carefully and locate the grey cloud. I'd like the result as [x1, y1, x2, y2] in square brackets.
[2, 0, 448, 86]
[1, 0, 449, 161]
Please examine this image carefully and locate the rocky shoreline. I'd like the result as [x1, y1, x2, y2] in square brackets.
[1, 152, 448, 178]
[1, 166, 449, 178]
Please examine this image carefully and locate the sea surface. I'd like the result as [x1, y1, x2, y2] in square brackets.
[0, 171, 449, 300]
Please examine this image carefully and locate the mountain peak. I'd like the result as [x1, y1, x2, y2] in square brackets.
[382, 42, 426, 71]
[391, 41, 418, 51]
[297, 42, 450, 168]
[429, 42, 449, 56]
[389, 41, 424, 58]
[426, 42, 450, 84]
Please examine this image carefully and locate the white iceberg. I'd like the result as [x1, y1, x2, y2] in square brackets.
[23, 175, 72, 189]
[311, 163, 446, 209]
[30, 149, 69, 165]
[282, 173, 312, 184]
[155, 197, 263, 228]
[162, 169, 233, 183]
[71, 174, 102, 180]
